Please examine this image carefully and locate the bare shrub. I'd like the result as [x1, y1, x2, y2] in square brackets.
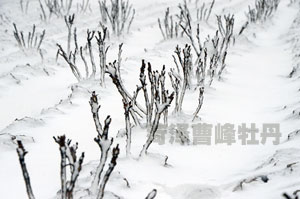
[196, 0, 215, 22]
[13, 23, 45, 52]
[56, 26, 109, 83]
[98, 0, 135, 36]
[53, 135, 85, 199]
[246, 0, 280, 23]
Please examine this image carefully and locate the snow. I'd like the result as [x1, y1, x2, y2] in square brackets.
[1, 0, 300, 198]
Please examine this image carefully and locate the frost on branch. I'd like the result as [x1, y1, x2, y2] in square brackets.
[96, 144, 120, 199]
[16, 141, 36, 199]
[89, 91, 103, 135]
[95, 28, 109, 86]
[89, 93, 119, 198]
[53, 135, 85, 199]
[64, 14, 75, 56]
[90, 114, 114, 194]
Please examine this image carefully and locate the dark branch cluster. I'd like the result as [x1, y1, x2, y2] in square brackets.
[98, 0, 135, 36]
[158, 0, 193, 40]
[38, 0, 73, 21]
[53, 135, 85, 199]
[89, 92, 120, 199]
[196, 0, 215, 22]
[13, 23, 45, 52]
[246, 0, 280, 23]
[57, 16, 109, 84]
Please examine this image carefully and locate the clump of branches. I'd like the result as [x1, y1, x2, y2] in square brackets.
[17, 137, 85, 199]
[13, 23, 45, 52]
[158, 0, 192, 40]
[57, 22, 109, 83]
[106, 56, 174, 154]
[175, 13, 235, 118]
[106, 60, 146, 127]
[53, 135, 85, 199]
[158, 8, 181, 40]
[89, 92, 120, 199]
[38, 0, 73, 21]
[246, 0, 280, 23]
[216, 14, 235, 78]
[170, 44, 192, 114]
[197, 0, 215, 22]
[139, 61, 174, 155]
[98, 0, 135, 36]
[177, 0, 192, 36]
[16, 141, 35, 199]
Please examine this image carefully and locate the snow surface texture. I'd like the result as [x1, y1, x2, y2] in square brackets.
[1, 0, 300, 198]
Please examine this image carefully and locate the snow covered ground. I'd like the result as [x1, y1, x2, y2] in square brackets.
[1, 0, 300, 198]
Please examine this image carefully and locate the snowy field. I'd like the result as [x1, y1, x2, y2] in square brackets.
[1, 0, 300, 198]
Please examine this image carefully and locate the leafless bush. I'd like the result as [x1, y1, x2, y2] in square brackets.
[170, 44, 192, 113]
[139, 61, 174, 155]
[177, 13, 235, 119]
[139, 60, 172, 127]
[106, 60, 146, 126]
[246, 0, 280, 23]
[57, 26, 109, 83]
[158, 8, 180, 40]
[98, 0, 135, 36]
[16, 141, 36, 199]
[197, 0, 215, 22]
[13, 23, 45, 52]
[39, 0, 73, 21]
[158, 0, 193, 40]
[177, 0, 192, 35]
[216, 14, 234, 78]
[53, 135, 85, 199]
[89, 92, 121, 199]
[106, 56, 174, 154]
